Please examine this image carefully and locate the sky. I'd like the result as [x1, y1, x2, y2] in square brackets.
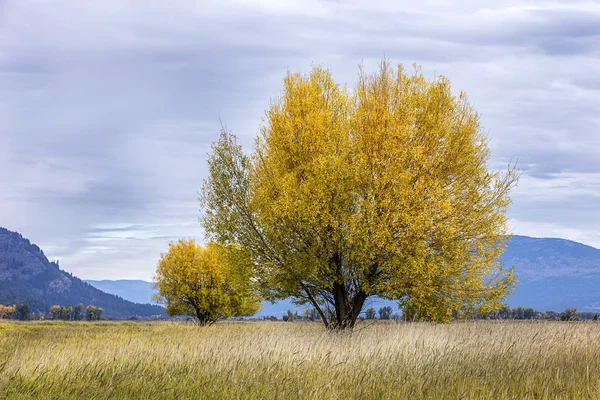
[1, 0, 599, 280]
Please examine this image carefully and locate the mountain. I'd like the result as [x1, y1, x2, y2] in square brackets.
[503, 235, 600, 311]
[0, 227, 165, 319]
[84, 280, 157, 306]
[90, 235, 600, 314]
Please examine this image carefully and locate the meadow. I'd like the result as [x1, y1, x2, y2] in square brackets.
[1, 320, 600, 399]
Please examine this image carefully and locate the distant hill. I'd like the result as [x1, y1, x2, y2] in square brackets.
[85, 280, 157, 306]
[503, 235, 600, 311]
[91, 235, 600, 314]
[0, 227, 165, 319]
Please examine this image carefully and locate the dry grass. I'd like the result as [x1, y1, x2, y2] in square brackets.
[1, 320, 600, 399]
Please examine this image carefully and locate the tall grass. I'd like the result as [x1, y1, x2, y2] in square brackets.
[1, 320, 599, 399]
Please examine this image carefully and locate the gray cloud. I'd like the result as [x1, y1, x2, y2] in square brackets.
[1, 0, 599, 280]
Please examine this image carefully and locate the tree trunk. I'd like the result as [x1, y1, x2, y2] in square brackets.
[327, 251, 371, 331]
[194, 307, 210, 325]
[330, 284, 368, 331]
[333, 281, 348, 329]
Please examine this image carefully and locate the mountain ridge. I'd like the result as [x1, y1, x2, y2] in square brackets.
[4, 226, 599, 317]
[84, 280, 157, 306]
[502, 235, 600, 311]
[87, 235, 600, 314]
[0, 227, 165, 319]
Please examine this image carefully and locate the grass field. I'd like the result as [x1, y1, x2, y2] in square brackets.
[1, 320, 600, 399]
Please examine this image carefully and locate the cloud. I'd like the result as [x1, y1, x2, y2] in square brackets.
[1, 0, 599, 280]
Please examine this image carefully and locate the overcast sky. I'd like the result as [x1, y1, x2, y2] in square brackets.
[1, 0, 599, 280]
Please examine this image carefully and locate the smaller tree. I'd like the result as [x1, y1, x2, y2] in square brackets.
[365, 307, 376, 320]
[153, 239, 261, 325]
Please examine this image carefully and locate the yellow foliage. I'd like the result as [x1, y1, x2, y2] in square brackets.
[153, 240, 261, 324]
[201, 60, 517, 329]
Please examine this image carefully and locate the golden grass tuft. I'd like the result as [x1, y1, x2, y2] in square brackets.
[1, 320, 600, 399]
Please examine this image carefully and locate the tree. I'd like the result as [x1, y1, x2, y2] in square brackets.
[200, 61, 517, 330]
[0, 304, 16, 319]
[302, 308, 313, 321]
[64, 305, 73, 321]
[562, 308, 577, 321]
[85, 305, 103, 321]
[379, 306, 393, 320]
[49, 305, 62, 320]
[302, 308, 320, 321]
[73, 304, 84, 321]
[496, 305, 512, 319]
[365, 307, 376, 320]
[153, 239, 261, 325]
[13, 304, 31, 321]
[50, 305, 77, 321]
[286, 310, 298, 321]
[514, 306, 525, 320]
[523, 307, 536, 319]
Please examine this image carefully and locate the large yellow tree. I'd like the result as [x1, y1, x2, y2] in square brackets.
[201, 61, 518, 330]
[153, 240, 261, 325]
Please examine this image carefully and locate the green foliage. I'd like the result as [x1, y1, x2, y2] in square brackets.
[365, 307, 376, 320]
[562, 308, 578, 321]
[468, 305, 600, 321]
[13, 304, 31, 321]
[378, 306, 393, 320]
